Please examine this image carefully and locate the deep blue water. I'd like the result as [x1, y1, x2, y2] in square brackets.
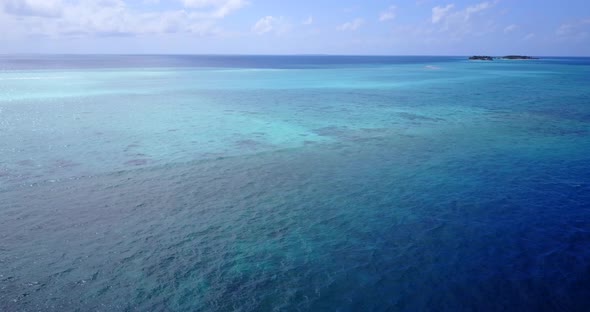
[1, 55, 590, 311]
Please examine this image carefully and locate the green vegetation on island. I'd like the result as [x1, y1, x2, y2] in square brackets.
[468, 55, 539, 61]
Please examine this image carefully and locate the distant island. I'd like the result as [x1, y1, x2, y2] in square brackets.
[501, 55, 539, 60]
[469, 56, 494, 61]
[469, 55, 539, 61]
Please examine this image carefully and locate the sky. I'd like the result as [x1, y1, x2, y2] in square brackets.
[0, 0, 589, 55]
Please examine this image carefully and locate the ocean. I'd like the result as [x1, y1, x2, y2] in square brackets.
[1, 55, 589, 311]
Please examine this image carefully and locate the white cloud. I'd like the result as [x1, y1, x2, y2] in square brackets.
[338, 18, 364, 31]
[504, 24, 517, 33]
[252, 16, 289, 35]
[463, 2, 491, 20]
[253, 16, 276, 34]
[431, 4, 454, 24]
[302, 16, 313, 25]
[556, 24, 573, 36]
[181, 0, 224, 7]
[524, 33, 535, 40]
[432, 2, 494, 25]
[430, 2, 496, 38]
[556, 19, 590, 35]
[0, 0, 246, 38]
[1, 0, 64, 17]
[180, 0, 248, 18]
[555, 19, 590, 41]
[379, 5, 396, 22]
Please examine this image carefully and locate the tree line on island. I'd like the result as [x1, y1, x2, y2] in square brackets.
[468, 55, 539, 61]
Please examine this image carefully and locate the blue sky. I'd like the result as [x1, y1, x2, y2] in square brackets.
[1, 0, 589, 55]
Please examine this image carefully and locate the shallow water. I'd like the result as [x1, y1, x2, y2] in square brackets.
[1, 55, 590, 311]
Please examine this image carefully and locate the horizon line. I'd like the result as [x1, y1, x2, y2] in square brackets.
[1, 53, 589, 57]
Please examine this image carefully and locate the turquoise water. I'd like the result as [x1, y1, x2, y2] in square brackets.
[1, 55, 590, 311]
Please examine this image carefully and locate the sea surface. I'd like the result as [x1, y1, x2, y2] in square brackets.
[1, 55, 589, 311]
